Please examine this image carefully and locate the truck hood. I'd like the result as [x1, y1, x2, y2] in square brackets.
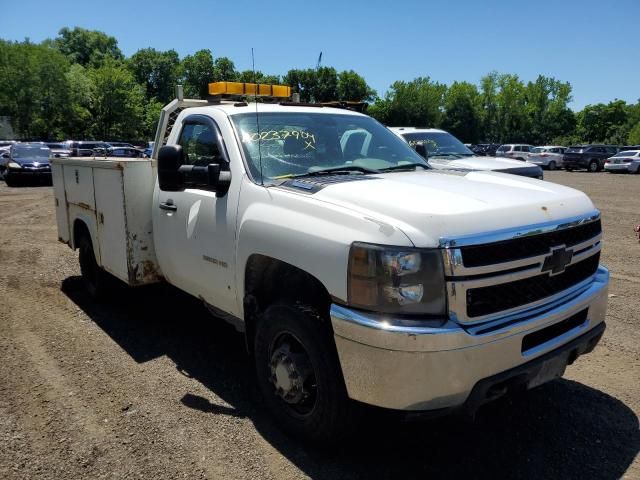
[310, 170, 595, 247]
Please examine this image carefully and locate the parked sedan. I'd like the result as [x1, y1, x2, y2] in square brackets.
[2, 143, 52, 186]
[604, 150, 640, 174]
[528, 146, 566, 170]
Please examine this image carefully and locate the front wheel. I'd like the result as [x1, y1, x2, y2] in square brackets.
[4, 173, 19, 187]
[254, 303, 355, 443]
[548, 161, 556, 171]
[588, 160, 599, 172]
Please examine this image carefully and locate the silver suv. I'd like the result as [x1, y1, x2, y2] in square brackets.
[496, 144, 534, 161]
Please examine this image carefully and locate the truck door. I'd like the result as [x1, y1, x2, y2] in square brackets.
[152, 114, 239, 316]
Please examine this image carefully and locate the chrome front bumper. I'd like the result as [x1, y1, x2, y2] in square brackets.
[330, 266, 609, 411]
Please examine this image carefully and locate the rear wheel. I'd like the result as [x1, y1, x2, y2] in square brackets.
[548, 161, 556, 171]
[78, 234, 112, 300]
[588, 160, 599, 172]
[254, 302, 355, 444]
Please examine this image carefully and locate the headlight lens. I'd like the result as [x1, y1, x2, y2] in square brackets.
[348, 242, 447, 316]
[8, 162, 21, 169]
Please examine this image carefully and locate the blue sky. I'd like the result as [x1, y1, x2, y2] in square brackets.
[2, 0, 638, 110]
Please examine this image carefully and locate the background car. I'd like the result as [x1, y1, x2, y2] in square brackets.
[108, 147, 145, 158]
[604, 150, 640, 174]
[2, 142, 52, 187]
[562, 145, 618, 172]
[389, 127, 544, 179]
[528, 146, 566, 170]
[45, 142, 72, 158]
[495, 144, 535, 161]
[619, 145, 640, 152]
[470, 143, 501, 156]
[143, 141, 154, 158]
[64, 140, 111, 156]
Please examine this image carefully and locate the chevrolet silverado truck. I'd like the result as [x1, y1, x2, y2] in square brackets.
[51, 82, 608, 443]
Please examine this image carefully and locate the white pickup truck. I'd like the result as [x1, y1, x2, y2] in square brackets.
[51, 82, 608, 442]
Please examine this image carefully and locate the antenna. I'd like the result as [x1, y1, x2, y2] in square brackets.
[252, 48, 264, 186]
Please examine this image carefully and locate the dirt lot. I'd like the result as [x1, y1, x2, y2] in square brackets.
[0, 171, 638, 479]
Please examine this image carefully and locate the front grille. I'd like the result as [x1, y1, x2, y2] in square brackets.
[466, 253, 600, 318]
[460, 220, 601, 267]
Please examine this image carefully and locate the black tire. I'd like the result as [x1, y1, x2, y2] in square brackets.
[4, 174, 19, 187]
[78, 234, 111, 300]
[588, 160, 599, 172]
[254, 302, 355, 444]
[548, 161, 556, 171]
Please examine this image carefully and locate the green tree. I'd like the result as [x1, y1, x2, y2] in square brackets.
[337, 70, 376, 102]
[236, 70, 281, 84]
[0, 41, 71, 139]
[284, 67, 338, 102]
[495, 73, 528, 142]
[180, 49, 215, 98]
[54, 27, 123, 67]
[89, 59, 145, 139]
[213, 57, 237, 81]
[628, 122, 640, 145]
[524, 75, 575, 144]
[479, 72, 500, 141]
[128, 48, 180, 103]
[369, 77, 446, 127]
[63, 64, 93, 138]
[441, 81, 481, 143]
[577, 100, 629, 143]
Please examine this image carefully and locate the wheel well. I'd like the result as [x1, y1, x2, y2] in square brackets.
[73, 219, 90, 250]
[243, 255, 332, 355]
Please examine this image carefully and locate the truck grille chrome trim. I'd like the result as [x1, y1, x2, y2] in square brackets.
[441, 211, 603, 324]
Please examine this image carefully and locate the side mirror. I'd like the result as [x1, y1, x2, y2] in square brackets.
[177, 163, 232, 197]
[1, 152, 9, 159]
[158, 145, 185, 191]
[158, 144, 232, 196]
[414, 143, 428, 160]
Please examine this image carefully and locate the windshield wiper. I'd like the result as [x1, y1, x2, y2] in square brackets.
[378, 162, 430, 172]
[289, 165, 380, 178]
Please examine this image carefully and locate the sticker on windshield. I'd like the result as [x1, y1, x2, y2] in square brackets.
[241, 130, 316, 150]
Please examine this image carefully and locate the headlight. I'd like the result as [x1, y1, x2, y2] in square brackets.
[348, 242, 447, 316]
[8, 162, 21, 169]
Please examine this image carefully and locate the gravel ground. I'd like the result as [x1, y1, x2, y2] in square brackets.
[0, 170, 638, 479]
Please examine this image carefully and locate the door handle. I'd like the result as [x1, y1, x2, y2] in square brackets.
[159, 201, 177, 212]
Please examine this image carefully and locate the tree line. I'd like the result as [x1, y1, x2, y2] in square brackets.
[1, 27, 639, 146]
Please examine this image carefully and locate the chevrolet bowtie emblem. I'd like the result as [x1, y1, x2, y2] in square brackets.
[541, 246, 573, 276]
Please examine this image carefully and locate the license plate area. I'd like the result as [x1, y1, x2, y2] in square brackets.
[528, 353, 569, 388]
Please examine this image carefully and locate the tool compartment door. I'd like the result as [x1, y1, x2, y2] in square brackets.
[94, 167, 129, 282]
[51, 163, 70, 244]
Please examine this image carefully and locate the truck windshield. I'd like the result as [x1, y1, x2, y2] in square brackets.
[401, 132, 474, 159]
[231, 112, 427, 182]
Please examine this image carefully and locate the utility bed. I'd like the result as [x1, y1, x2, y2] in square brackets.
[51, 156, 162, 286]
